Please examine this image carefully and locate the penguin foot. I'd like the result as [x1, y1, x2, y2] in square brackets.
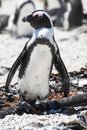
[16, 101, 32, 115]
[16, 101, 42, 115]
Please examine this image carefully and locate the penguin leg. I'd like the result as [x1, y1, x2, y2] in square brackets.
[20, 92, 36, 107]
[53, 50, 69, 97]
[5, 41, 28, 92]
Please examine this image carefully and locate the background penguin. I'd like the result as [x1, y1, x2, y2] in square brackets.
[0, 0, 1, 7]
[0, 15, 10, 31]
[44, 0, 67, 27]
[5, 10, 69, 105]
[63, 0, 83, 30]
[13, 0, 35, 38]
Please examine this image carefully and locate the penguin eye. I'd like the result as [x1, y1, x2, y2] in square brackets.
[34, 14, 39, 18]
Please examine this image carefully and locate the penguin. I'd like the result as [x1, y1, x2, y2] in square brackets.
[0, 15, 10, 31]
[13, 0, 35, 37]
[44, 0, 67, 27]
[0, 0, 1, 7]
[47, 0, 67, 27]
[5, 10, 69, 104]
[63, 0, 83, 30]
[69, 0, 83, 28]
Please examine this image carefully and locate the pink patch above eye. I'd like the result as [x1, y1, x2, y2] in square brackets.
[33, 12, 43, 17]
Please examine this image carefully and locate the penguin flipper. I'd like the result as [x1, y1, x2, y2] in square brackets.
[5, 41, 28, 92]
[54, 49, 69, 97]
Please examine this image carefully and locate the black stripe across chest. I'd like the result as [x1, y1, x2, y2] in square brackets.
[19, 38, 55, 78]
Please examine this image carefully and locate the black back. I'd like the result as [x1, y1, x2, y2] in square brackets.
[13, 0, 35, 25]
[68, 0, 83, 28]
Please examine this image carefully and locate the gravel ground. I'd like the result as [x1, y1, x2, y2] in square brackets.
[0, 113, 81, 130]
[0, 111, 87, 130]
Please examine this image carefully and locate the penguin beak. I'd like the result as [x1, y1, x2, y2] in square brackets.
[22, 15, 33, 22]
[22, 16, 27, 22]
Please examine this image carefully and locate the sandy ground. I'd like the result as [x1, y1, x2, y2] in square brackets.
[54, 26, 87, 72]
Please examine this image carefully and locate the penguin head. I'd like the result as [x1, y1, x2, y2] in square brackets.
[22, 10, 53, 29]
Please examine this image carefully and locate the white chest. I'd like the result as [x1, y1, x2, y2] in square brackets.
[18, 44, 52, 100]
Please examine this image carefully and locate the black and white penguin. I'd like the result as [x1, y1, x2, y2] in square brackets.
[44, 0, 67, 27]
[0, 0, 1, 7]
[5, 10, 69, 104]
[0, 15, 10, 31]
[63, 0, 83, 30]
[13, 0, 35, 37]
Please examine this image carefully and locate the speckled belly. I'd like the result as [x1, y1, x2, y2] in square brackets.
[18, 44, 52, 100]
